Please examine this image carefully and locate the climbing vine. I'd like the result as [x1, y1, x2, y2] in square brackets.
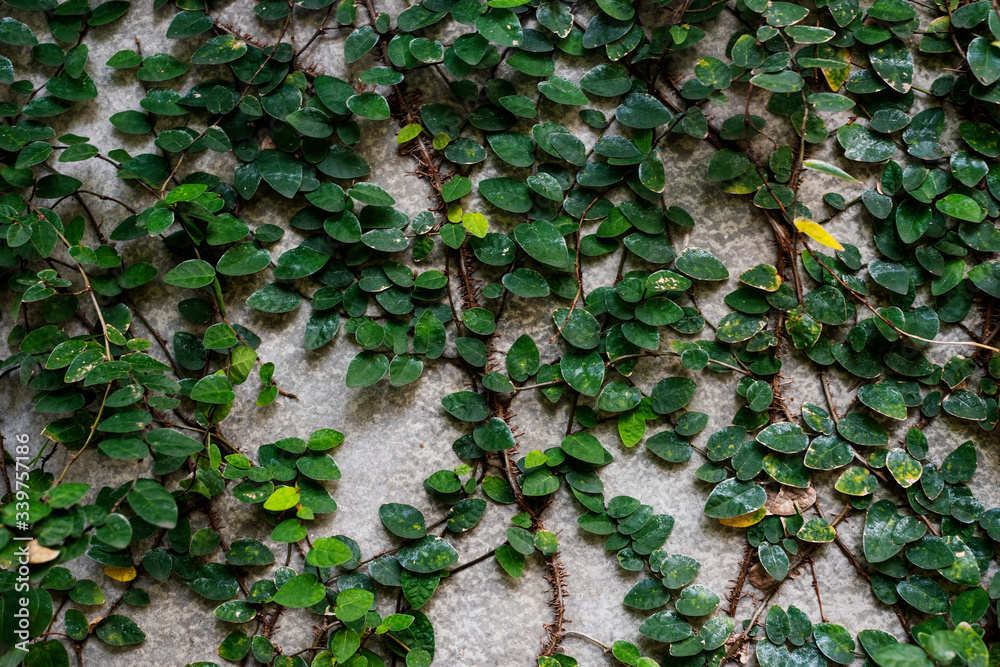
[1, 0, 999, 665]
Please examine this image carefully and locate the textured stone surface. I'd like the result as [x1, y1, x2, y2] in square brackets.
[1, 1, 998, 666]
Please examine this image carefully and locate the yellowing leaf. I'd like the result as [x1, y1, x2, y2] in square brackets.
[718, 505, 766, 527]
[822, 47, 851, 91]
[396, 123, 422, 144]
[447, 204, 463, 223]
[462, 211, 488, 238]
[794, 217, 844, 251]
[432, 132, 450, 150]
[103, 566, 138, 582]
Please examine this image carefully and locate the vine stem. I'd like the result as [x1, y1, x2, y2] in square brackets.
[25, 202, 112, 359]
[54, 384, 110, 485]
[562, 631, 612, 652]
[725, 543, 755, 617]
[806, 556, 827, 623]
[721, 503, 852, 663]
[801, 239, 999, 353]
[813, 499, 912, 636]
[547, 196, 602, 344]
[449, 547, 497, 575]
[162, 7, 294, 191]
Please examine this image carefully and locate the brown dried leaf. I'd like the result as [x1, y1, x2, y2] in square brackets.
[749, 562, 777, 590]
[28, 540, 60, 564]
[767, 486, 817, 516]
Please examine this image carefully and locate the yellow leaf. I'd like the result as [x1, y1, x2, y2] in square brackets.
[718, 505, 767, 528]
[794, 217, 844, 251]
[103, 566, 137, 582]
[432, 132, 450, 150]
[462, 211, 488, 238]
[447, 204, 463, 223]
[396, 123, 422, 144]
[819, 46, 851, 91]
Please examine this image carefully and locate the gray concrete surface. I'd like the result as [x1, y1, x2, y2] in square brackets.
[1, 1, 998, 665]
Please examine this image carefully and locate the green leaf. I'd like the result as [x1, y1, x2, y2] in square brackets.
[441, 391, 488, 421]
[838, 124, 896, 162]
[397, 536, 459, 573]
[380, 503, 427, 539]
[217, 242, 271, 276]
[215, 601, 256, 624]
[758, 543, 789, 580]
[560, 432, 608, 464]
[361, 228, 408, 252]
[166, 10, 212, 38]
[480, 178, 533, 214]
[897, 575, 949, 614]
[474, 418, 515, 451]
[837, 412, 888, 446]
[672, 584, 721, 620]
[580, 63, 631, 97]
[813, 623, 856, 665]
[873, 644, 933, 667]
[797, 518, 835, 542]
[256, 149, 302, 198]
[538, 75, 589, 105]
[960, 122, 1000, 157]
[127, 479, 177, 529]
[347, 92, 390, 120]
[190, 374, 235, 404]
[863, 500, 903, 563]
[552, 308, 600, 349]
[623, 579, 671, 610]
[835, 466, 878, 496]
[226, 538, 276, 566]
[247, 284, 301, 313]
[967, 36, 1000, 86]
[559, 350, 604, 396]
[335, 588, 374, 622]
[704, 479, 766, 519]
[514, 220, 570, 267]
[674, 247, 729, 280]
[802, 159, 858, 182]
[96, 615, 145, 646]
[272, 574, 326, 608]
[345, 351, 389, 388]
[46, 72, 98, 101]
[868, 38, 912, 93]
[494, 544, 525, 578]
[616, 93, 672, 128]
[756, 422, 807, 453]
[475, 8, 524, 46]
[145, 429, 202, 457]
[191, 35, 247, 64]
[639, 610, 692, 643]
[936, 193, 985, 222]
[858, 383, 906, 420]
[164, 259, 215, 288]
[651, 377, 697, 414]
[137, 53, 187, 81]
[708, 149, 750, 181]
[750, 71, 804, 93]
[306, 537, 353, 568]
[345, 25, 378, 62]
[287, 108, 333, 138]
[0, 17, 37, 46]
